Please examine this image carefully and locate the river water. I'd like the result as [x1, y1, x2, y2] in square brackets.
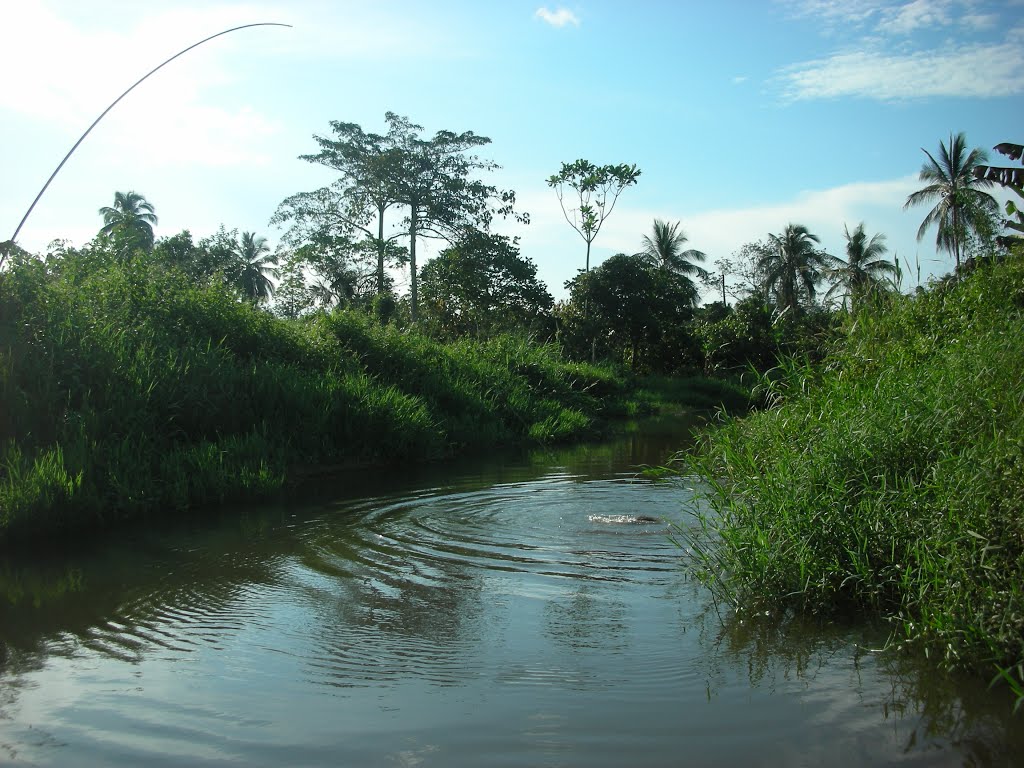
[0, 415, 1020, 766]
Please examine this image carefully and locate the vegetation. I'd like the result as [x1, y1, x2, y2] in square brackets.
[547, 159, 641, 273]
[0, 242, 643, 543]
[637, 218, 707, 303]
[678, 256, 1024, 702]
[974, 141, 1024, 249]
[759, 224, 832, 313]
[825, 223, 898, 312]
[418, 232, 554, 340]
[904, 132, 999, 271]
[98, 190, 158, 256]
[273, 112, 526, 322]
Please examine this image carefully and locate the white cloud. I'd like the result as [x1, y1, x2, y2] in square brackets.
[779, 41, 1024, 100]
[786, 0, 1004, 36]
[535, 7, 580, 28]
[782, 0, 881, 27]
[963, 12, 999, 30]
[878, 0, 952, 34]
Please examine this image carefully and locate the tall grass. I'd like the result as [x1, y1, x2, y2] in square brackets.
[680, 258, 1024, 703]
[0, 248, 652, 541]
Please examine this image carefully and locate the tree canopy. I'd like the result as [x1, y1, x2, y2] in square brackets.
[274, 112, 525, 323]
[547, 160, 640, 272]
[419, 232, 553, 339]
[904, 132, 998, 271]
[974, 141, 1024, 249]
[760, 224, 832, 312]
[99, 191, 158, 256]
[825, 223, 897, 311]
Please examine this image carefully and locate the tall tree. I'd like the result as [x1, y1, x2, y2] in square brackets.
[547, 160, 640, 272]
[760, 224, 831, 312]
[274, 113, 524, 324]
[825, 223, 897, 311]
[271, 185, 399, 304]
[637, 218, 707, 303]
[386, 113, 525, 323]
[273, 121, 408, 295]
[98, 191, 158, 255]
[229, 231, 280, 305]
[904, 132, 998, 271]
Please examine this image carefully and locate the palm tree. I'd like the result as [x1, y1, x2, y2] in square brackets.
[98, 190, 158, 254]
[826, 223, 897, 311]
[231, 232, 280, 304]
[903, 132, 998, 271]
[759, 224, 831, 312]
[637, 219, 707, 307]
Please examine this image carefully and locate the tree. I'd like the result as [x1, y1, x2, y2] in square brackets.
[229, 232, 280, 305]
[562, 252, 698, 372]
[565, 253, 656, 370]
[547, 160, 640, 272]
[271, 184, 402, 307]
[637, 218, 707, 304]
[419, 232, 553, 339]
[974, 141, 1024, 248]
[273, 121, 408, 295]
[904, 132, 998, 271]
[274, 113, 524, 324]
[387, 113, 525, 323]
[98, 191, 158, 256]
[152, 230, 235, 285]
[760, 224, 832, 312]
[700, 242, 774, 306]
[825, 223, 897, 311]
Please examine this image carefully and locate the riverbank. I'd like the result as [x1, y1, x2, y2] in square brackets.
[682, 256, 1024, 704]
[0, 251, 746, 544]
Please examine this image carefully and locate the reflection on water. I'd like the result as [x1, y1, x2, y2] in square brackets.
[0, 414, 1020, 766]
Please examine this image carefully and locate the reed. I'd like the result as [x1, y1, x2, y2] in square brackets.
[679, 257, 1024, 702]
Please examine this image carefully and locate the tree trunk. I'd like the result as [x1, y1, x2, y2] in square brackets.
[376, 206, 386, 295]
[410, 206, 418, 323]
[951, 205, 961, 272]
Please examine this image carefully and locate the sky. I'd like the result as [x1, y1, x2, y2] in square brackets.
[1, 0, 1021, 301]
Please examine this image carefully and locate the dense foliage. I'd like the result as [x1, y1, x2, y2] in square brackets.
[0, 244, 636, 542]
[680, 255, 1024, 700]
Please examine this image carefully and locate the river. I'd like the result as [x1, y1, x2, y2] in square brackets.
[0, 414, 1020, 766]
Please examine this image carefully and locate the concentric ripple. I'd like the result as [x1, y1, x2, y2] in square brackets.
[1, 419, 1019, 767]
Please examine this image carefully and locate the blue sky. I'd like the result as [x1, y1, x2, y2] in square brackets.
[2, 0, 1020, 300]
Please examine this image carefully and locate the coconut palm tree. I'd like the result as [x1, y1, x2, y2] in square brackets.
[637, 219, 707, 307]
[825, 223, 897, 311]
[759, 224, 831, 313]
[903, 132, 998, 271]
[231, 232, 280, 304]
[98, 190, 158, 255]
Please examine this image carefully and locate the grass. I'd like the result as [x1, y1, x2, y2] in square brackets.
[0, 246, 734, 543]
[677, 256, 1024, 706]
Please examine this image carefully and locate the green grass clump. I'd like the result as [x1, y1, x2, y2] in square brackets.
[0, 248, 669, 541]
[682, 257, 1024, 700]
